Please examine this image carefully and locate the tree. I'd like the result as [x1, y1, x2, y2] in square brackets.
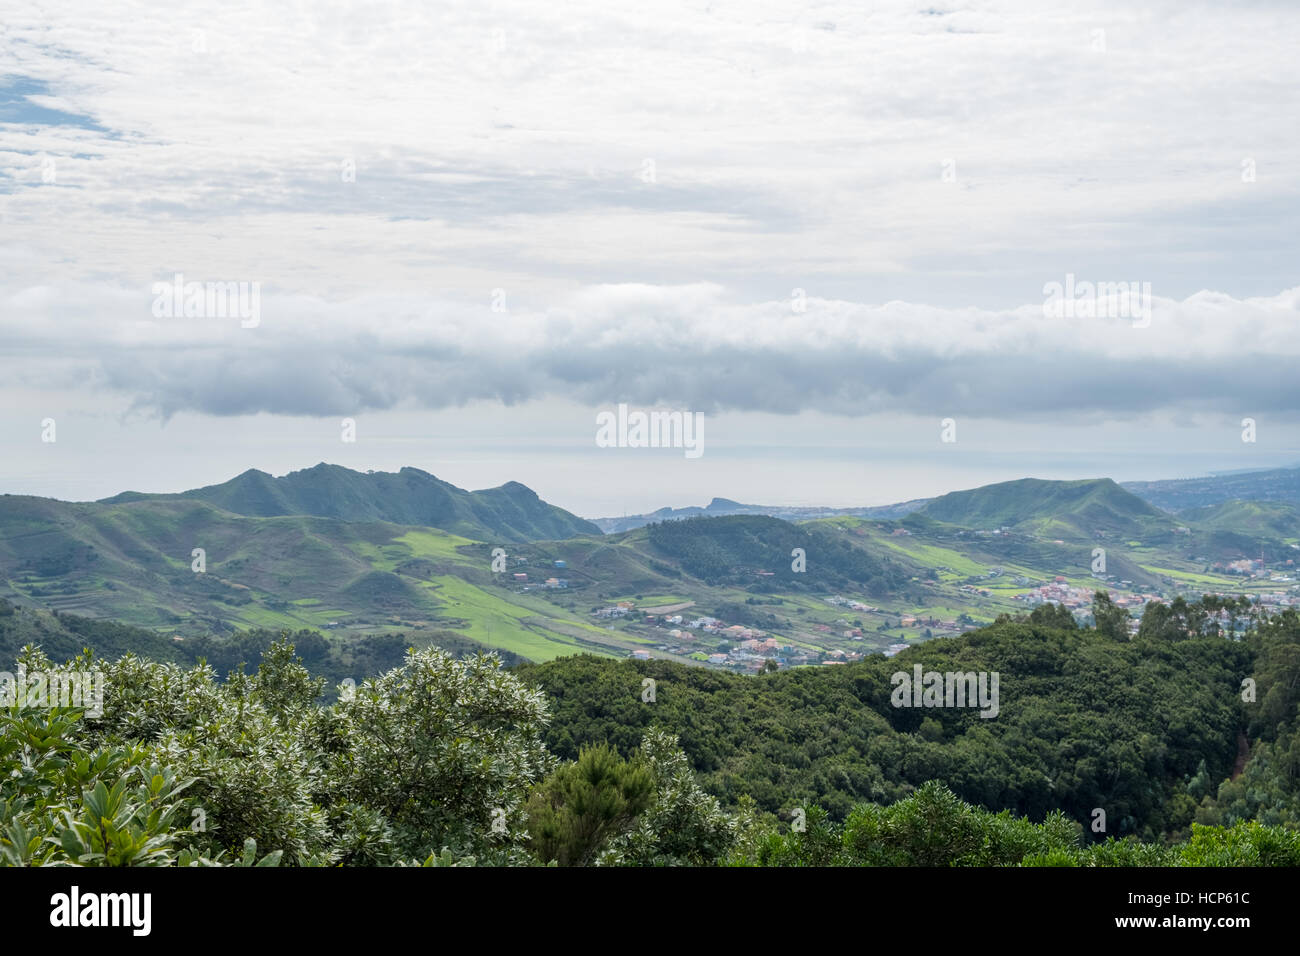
[1138, 600, 1178, 641]
[1092, 591, 1130, 640]
[526, 743, 654, 866]
[605, 728, 737, 866]
[0, 694, 277, 867]
[328, 647, 554, 862]
[74, 639, 333, 865]
[1029, 603, 1076, 630]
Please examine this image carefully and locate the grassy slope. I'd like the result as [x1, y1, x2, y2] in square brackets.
[3, 475, 1295, 666]
[0, 495, 626, 662]
[104, 463, 603, 542]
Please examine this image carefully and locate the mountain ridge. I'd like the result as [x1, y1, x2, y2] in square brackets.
[917, 477, 1169, 539]
[2, 466, 1295, 661]
[595, 466, 1300, 531]
[98, 462, 600, 543]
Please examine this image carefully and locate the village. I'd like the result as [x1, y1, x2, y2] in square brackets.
[592, 600, 849, 672]
[587, 552, 1300, 671]
[499, 526, 1300, 674]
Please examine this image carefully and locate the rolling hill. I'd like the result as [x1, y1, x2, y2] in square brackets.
[4, 467, 1299, 670]
[918, 477, 1173, 540]
[101, 463, 601, 543]
[641, 514, 913, 594]
[594, 496, 930, 533]
[1177, 499, 1300, 540]
[0, 471, 625, 661]
[1122, 466, 1300, 512]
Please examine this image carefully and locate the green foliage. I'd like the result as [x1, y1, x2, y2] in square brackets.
[1091, 590, 1130, 641]
[1070, 838, 1174, 867]
[838, 782, 1079, 867]
[526, 728, 738, 867]
[0, 606, 191, 670]
[0, 703, 206, 866]
[4, 606, 1298, 868]
[320, 647, 553, 862]
[398, 847, 477, 867]
[602, 728, 737, 866]
[1138, 596, 1217, 642]
[729, 783, 1079, 867]
[525, 618, 1250, 840]
[1199, 741, 1300, 828]
[1174, 821, 1300, 866]
[1028, 602, 1076, 630]
[526, 743, 655, 866]
[1, 606, 520, 702]
[726, 781, 1300, 868]
[2, 638, 553, 867]
[1247, 609, 1300, 738]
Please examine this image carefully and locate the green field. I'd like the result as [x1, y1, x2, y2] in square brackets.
[4, 472, 1299, 668]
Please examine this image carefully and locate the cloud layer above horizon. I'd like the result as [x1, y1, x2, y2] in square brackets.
[3, 280, 1299, 422]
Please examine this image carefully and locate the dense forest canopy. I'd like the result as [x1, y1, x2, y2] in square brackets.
[3, 594, 1299, 866]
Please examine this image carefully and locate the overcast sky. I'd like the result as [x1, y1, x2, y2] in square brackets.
[2, 0, 1298, 517]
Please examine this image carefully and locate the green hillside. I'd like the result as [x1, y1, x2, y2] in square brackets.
[0, 493, 629, 660]
[1180, 499, 1300, 540]
[643, 514, 913, 594]
[920, 478, 1171, 539]
[4, 470, 1299, 671]
[0, 598, 520, 697]
[101, 463, 601, 543]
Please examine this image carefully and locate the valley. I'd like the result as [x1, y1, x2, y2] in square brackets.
[3, 465, 1299, 676]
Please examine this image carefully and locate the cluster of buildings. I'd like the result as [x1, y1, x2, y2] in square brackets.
[1207, 558, 1296, 579]
[898, 615, 963, 632]
[1214, 558, 1265, 576]
[510, 561, 570, 591]
[1253, 591, 1300, 611]
[824, 595, 880, 613]
[595, 601, 636, 618]
[1013, 578, 1153, 611]
[512, 572, 568, 588]
[601, 599, 861, 672]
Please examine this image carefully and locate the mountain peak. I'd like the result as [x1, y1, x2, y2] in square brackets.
[498, 480, 538, 497]
[706, 497, 745, 511]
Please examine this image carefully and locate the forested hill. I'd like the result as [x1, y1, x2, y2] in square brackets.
[520, 614, 1256, 839]
[644, 514, 913, 594]
[99, 463, 600, 542]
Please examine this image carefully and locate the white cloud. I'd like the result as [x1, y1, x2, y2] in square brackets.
[2, 278, 1297, 419]
[1, 0, 1298, 504]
